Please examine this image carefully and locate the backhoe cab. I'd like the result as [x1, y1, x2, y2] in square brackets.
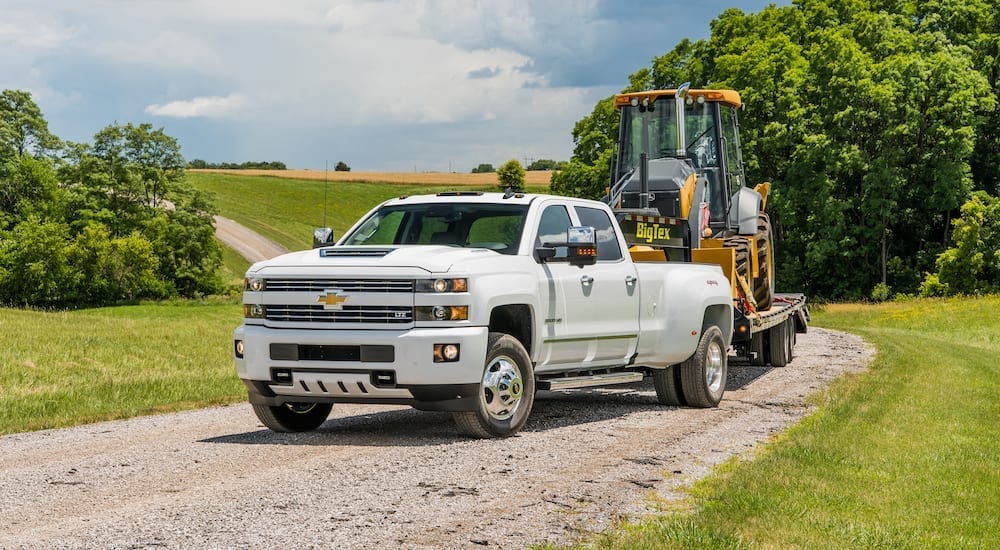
[605, 83, 775, 311]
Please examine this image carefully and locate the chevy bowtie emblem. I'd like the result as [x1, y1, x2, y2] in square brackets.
[317, 291, 349, 309]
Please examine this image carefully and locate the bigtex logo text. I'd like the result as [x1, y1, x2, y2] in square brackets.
[635, 222, 671, 243]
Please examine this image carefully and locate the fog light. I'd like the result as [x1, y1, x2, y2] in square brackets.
[234, 340, 245, 358]
[433, 344, 461, 363]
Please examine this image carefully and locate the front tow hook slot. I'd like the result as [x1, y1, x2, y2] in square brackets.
[271, 368, 293, 385]
[371, 371, 396, 388]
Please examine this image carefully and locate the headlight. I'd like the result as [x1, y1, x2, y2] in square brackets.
[416, 278, 468, 293]
[243, 304, 266, 318]
[244, 278, 265, 291]
[415, 305, 469, 321]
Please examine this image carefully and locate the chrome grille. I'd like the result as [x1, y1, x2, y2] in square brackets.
[264, 279, 415, 293]
[265, 305, 413, 324]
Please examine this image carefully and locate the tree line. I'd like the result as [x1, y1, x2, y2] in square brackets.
[188, 159, 287, 170]
[0, 90, 223, 307]
[552, 0, 999, 300]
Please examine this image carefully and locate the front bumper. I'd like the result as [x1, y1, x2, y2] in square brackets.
[234, 324, 488, 411]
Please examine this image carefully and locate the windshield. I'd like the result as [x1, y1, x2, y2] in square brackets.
[341, 202, 528, 255]
[617, 99, 717, 180]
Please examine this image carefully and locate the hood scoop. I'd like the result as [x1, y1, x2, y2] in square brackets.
[319, 247, 395, 258]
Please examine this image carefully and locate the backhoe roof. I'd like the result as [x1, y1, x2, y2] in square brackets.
[614, 89, 742, 110]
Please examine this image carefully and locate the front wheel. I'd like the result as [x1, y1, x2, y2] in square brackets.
[453, 333, 535, 438]
[252, 402, 333, 432]
[678, 325, 728, 407]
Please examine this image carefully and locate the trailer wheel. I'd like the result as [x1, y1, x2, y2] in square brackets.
[252, 402, 332, 433]
[679, 325, 728, 407]
[749, 332, 766, 366]
[768, 319, 790, 367]
[785, 318, 795, 361]
[453, 332, 535, 438]
[653, 365, 685, 406]
[753, 213, 775, 311]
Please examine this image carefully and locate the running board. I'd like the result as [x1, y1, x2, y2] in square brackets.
[537, 371, 644, 391]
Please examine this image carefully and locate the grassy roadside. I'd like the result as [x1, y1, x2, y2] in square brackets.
[577, 295, 1000, 548]
[0, 299, 245, 435]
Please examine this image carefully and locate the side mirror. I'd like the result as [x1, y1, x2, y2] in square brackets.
[313, 227, 335, 248]
[536, 226, 598, 267]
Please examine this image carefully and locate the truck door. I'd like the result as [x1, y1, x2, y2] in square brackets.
[534, 203, 587, 368]
[572, 205, 640, 366]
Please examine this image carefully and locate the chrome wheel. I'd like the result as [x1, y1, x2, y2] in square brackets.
[480, 354, 524, 421]
[705, 341, 724, 393]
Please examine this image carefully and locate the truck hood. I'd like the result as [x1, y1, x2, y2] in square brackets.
[248, 245, 502, 275]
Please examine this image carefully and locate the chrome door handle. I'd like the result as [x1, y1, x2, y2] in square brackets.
[625, 275, 637, 286]
[581, 275, 594, 286]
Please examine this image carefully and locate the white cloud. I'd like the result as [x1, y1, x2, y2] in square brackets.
[145, 94, 248, 118]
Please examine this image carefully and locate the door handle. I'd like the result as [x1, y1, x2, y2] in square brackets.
[625, 275, 637, 286]
[580, 275, 594, 286]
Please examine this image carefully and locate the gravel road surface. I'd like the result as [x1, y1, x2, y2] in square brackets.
[0, 328, 870, 549]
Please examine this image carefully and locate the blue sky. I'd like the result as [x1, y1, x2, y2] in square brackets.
[1, 1, 782, 172]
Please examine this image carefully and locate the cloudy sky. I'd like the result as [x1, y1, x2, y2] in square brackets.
[2, 0, 781, 172]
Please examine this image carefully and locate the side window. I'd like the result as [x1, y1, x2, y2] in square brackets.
[535, 205, 572, 259]
[575, 206, 623, 261]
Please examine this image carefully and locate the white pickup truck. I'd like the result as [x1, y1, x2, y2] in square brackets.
[234, 192, 733, 437]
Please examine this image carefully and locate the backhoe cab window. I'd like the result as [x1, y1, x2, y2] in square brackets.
[342, 203, 528, 255]
[618, 99, 717, 177]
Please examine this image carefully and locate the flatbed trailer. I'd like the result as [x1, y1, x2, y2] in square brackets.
[615, 210, 809, 367]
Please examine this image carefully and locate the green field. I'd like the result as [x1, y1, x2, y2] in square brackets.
[581, 296, 1000, 548]
[188, 171, 549, 253]
[0, 299, 244, 435]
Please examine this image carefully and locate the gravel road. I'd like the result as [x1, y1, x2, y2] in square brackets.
[0, 328, 870, 549]
[214, 215, 288, 263]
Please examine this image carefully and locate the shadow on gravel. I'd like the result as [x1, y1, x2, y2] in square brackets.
[201, 371, 776, 446]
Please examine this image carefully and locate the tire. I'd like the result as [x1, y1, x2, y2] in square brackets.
[678, 325, 728, 408]
[724, 237, 752, 306]
[768, 319, 790, 367]
[753, 213, 775, 311]
[653, 365, 686, 406]
[749, 332, 766, 366]
[252, 402, 332, 433]
[785, 318, 795, 362]
[453, 332, 535, 438]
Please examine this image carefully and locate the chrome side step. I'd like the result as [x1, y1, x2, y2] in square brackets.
[537, 371, 644, 391]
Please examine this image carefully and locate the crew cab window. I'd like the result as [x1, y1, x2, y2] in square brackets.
[575, 206, 623, 261]
[535, 204, 572, 259]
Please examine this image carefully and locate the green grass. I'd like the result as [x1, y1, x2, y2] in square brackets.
[0, 299, 245, 435]
[191, 172, 468, 251]
[189, 171, 549, 251]
[582, 295, 1000, 548]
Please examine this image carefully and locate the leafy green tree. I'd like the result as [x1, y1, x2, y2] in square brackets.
[0, 90, 59, 159]
[471, 163, 495, 174]
[555, 1, 994, 299]
[334, 161, 350, 172]
[497, 159, 526, 192]
[921, 191, 1000, 295]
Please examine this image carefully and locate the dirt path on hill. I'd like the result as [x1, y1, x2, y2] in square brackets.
[214, 215, 288, 263]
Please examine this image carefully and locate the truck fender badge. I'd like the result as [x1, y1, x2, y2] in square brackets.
[317, 291, 349, 309]
[706, 280, 719, 286]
